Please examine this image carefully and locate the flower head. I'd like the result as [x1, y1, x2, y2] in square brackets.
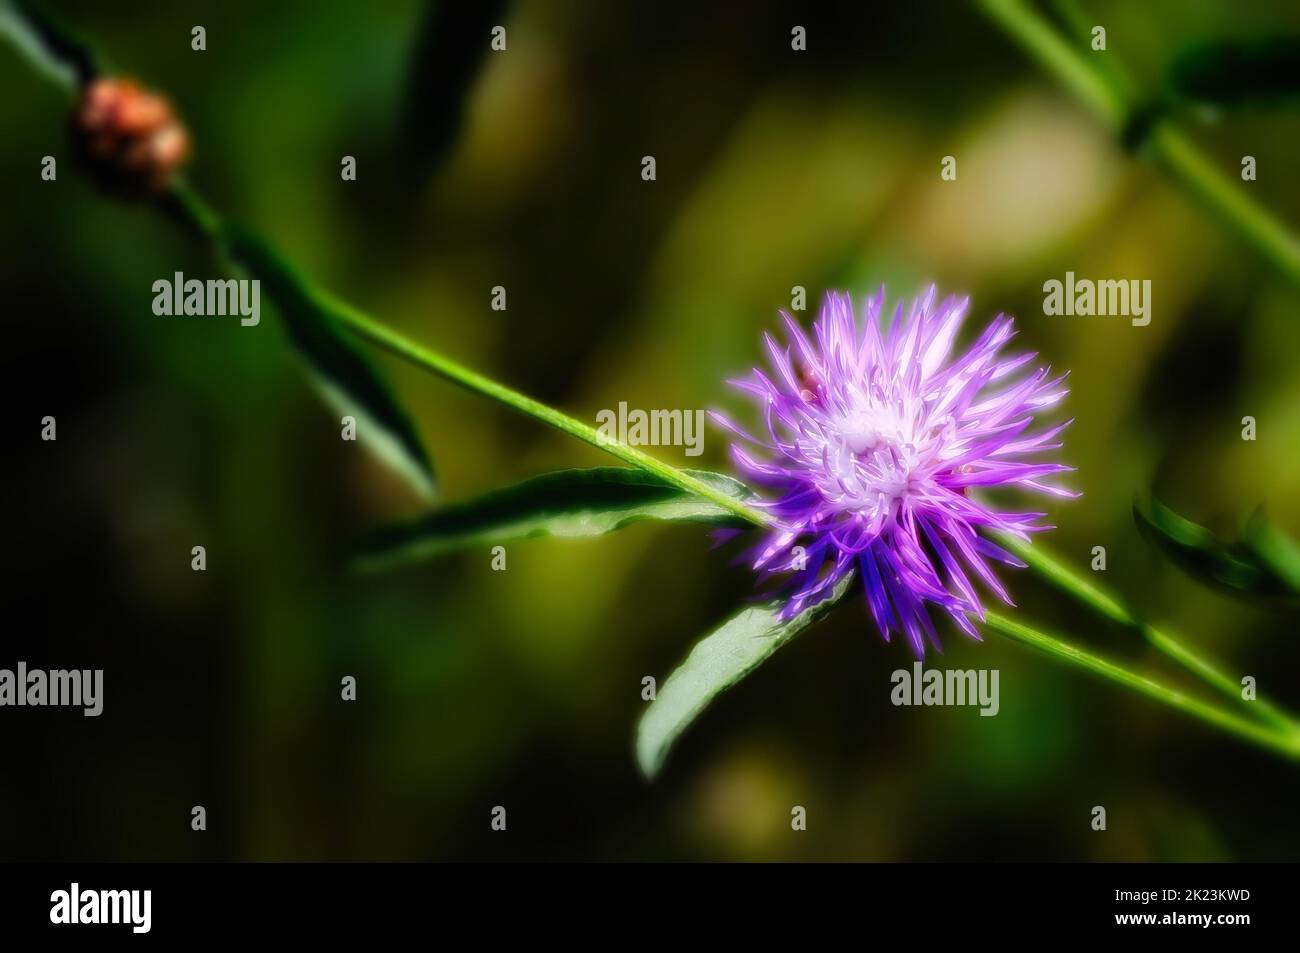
[714, 287, 1074, 655]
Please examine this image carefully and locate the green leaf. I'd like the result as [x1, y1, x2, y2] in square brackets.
[1167, 37, 1300, 110]
[636, 572, 855, 781]
[1243, 510, 1300, 595]
[1134, 498, 1263, 592]
[0, 0, 99, 92]
[355, 467, 754, 570]
[220, 224, 437, 501]
[1134, 498, 1299, 599]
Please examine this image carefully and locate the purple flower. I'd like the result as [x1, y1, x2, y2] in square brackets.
[713, 287, 1074, 655]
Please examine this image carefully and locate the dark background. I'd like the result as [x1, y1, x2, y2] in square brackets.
[2, 0, 1299, 860]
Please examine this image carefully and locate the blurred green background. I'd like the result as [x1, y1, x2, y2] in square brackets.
[2, 0, 1299, 861]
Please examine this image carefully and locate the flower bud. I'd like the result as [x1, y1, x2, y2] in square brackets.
[73, 77, 190, 194]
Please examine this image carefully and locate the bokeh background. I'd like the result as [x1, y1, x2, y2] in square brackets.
[3, 0, 1299, 861]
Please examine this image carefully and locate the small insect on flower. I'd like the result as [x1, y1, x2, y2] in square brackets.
[713, 287, 1075, 656]
[72, 77, 190, 195]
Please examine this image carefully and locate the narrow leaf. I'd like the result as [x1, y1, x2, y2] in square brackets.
[1134, 498, 1262, 591]
[355, 467, 754, 570]
[1134, 497, 1299, 599]
[221, 224, 436, 500]
[1167, 37, 1300, 109]
[1243, 510, 1300, 595]
[636, 573, 854, 781]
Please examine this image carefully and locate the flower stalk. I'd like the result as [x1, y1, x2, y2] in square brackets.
[997, 532, 1299, 735]
[985, 611, 1300, 759]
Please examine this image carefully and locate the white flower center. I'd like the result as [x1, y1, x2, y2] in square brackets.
[803, 400, 955, 520]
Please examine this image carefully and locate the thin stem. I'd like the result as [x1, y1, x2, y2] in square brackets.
[977, 0, 1126, 128]
[327, 295, 775, 528]
[1150, 126, 1300, 286]
[986, 610, 1300, 759]
[168, 181, 221, 238]
[1044, 0, 1137, 101]
[997, 532, 1300, 733]
[977, 0, 1300, 287]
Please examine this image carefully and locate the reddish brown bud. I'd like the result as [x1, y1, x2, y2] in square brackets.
[73, 78, 190, 195]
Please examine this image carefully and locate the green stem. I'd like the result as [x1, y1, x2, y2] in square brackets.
[1044, 0, 1137, 102]
[996, 532, 1300, 735]
[977, 0, 1126, 128]
[169, 181, 221, 238]
[977, 0, 1300, 287]
[1150, 126, 1300, 286]
[986, 610, 1300, 759]
[328, 295, 775, 528]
